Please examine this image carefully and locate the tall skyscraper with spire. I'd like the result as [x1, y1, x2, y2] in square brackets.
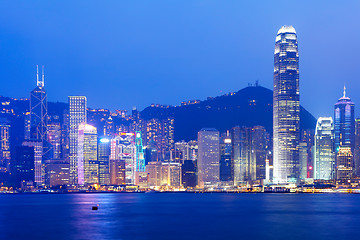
[334, 86, 355, 178]
[30, 65, 50, 184]
[30, 65, 48, 143]
[334, 86, 355, 152]
[273, 26, 300, 184]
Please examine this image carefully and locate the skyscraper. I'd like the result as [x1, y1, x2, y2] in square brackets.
[0, 123, 11, 172]
[69, 96, 87, 184]
[336, 147, 353, 179]
[273, 25, 300, 184]
[98, 137, 111, 185]
[30, 66, 50, 164]
[313, 117, 335, 180]
[220, 132, 232, 181]
[111, 133, 136, 185]
[334, 87, 355, 153]
[354, 119, 360, 176]
[334, 87, 355, 178]
[77, 123, 98, 185]
[47, 122, 62, 159]
[22, 140, 42, 184]
[197, 128, 220, 188]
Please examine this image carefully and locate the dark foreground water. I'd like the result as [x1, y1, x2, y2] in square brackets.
[0, 193, 359, 240]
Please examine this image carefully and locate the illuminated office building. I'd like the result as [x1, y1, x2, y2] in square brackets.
[313, 117, 335, 180]
[220, 131, 232, 181]
[336, 147, 353, 179]
[143, 117, 174, 161]
[273, 25, 300, 183]
[98, 137, 111, 185]
[111, 133, 136, 185]
[334, 87, 355, 153]
[77, 123, 98, 185]
[135, 131, 145, 172]
[45, 160, 70, 187]
[109, 158, 125, 185]
[354, 119, 360, 176]
[12, 146, 35, 187]
[231, 126, 268, 185]
[146, 161, 162, 187]
[22, 140, 43, 185]
[197, 128, 220, 187]
[30, 66, 51, 165]
[69, 96, 87, 184]
[181, 160, 197, 188]
[231, 126, 249, 185]
[299, 142, 308, 179]
[0, 123, 10, 172]
[173, 140, 198, 163]
[47, 122, 61, 159]
[160, 162, 182, 187]
[251, 126, 269, 181]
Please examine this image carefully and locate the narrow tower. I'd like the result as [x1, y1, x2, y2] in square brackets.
[273, 26, 300, 184]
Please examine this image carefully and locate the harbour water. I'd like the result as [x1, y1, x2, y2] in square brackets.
[1, 193, 359, 240]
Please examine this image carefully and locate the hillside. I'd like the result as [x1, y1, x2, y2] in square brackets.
[140, 86, 317, 141]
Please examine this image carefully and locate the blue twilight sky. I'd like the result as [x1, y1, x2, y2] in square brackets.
[0, 1, 359, 118]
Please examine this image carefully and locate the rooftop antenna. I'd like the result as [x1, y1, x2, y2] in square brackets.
[343, 84, 346, 98]
[41, 65, 45, 88]
[36, 65, 39, 86]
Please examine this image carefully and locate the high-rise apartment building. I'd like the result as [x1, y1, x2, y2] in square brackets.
[77, 123, 98, 185]
[197, 128, 220, 188]
[273, 26, 300, 183]
[313, 117, 335, 180]
[69, 96, 87, 184]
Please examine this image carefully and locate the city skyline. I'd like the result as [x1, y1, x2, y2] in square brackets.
[0, 1, 360, 119]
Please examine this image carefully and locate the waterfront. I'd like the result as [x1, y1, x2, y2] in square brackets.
[1, 193, 360, 240]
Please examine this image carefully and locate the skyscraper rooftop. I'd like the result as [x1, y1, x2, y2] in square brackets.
[277, 25, 296, 35]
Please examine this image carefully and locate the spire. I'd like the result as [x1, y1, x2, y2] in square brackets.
[36, 65, 39, 87]
[343, 85, 346, 98]
[36, 65, 44, 88]
[42, 65, 45, 88]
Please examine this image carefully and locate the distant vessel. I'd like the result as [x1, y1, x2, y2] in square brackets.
[92, 205, 99, 210]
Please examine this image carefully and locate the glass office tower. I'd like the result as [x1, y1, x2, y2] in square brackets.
[313, 117, 335, 180]
[69, 96, 87, 184]
[197, 128, 220, 188]
[273, 25, 300, 184]
[334, 87, 355, 153]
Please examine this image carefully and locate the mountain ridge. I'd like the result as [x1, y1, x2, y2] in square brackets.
[140, 86, 317, 141]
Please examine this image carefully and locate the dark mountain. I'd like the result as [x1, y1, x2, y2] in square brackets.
[140, 86, 317, 141]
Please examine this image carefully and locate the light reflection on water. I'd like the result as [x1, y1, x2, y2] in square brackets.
[1, 193, 360, 240]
